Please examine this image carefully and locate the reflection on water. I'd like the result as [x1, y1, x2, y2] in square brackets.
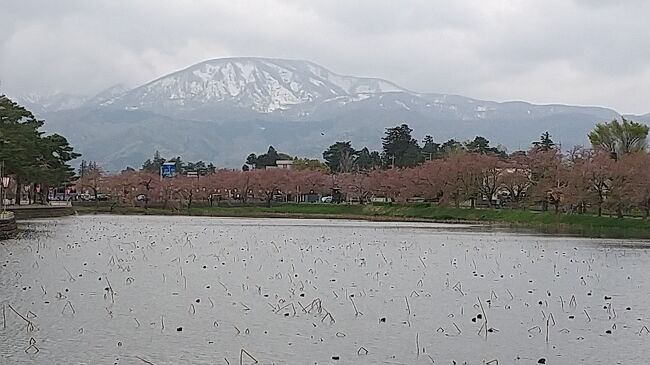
[1, 216, 649, 364]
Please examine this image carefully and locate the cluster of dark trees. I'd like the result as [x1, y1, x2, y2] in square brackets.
[139, 151, 217, 175]
[242, 124, 513, 174]
[321, 124, 509, 173]
[244, 146, 293, 170]
[0, 95, 79, 204]
[244, 147, 329, 172]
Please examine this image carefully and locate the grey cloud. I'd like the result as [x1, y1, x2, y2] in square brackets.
[0, 0, 649, 114]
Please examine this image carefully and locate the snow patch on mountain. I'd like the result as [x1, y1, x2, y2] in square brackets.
[102, 57, 407, 113]
[10, 91, 88, 114]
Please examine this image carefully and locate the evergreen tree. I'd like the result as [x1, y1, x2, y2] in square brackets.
[465, 136, 505, 157]
[532, 131, 556, 152]
[245, 153, 257, 169]
[255, 146, 281, 168]
[355, 147, 382, 170]
[422, 135, 440, 160]
[79, 160, 88, 178]
[323, 141, 356, 173]
[381, 124, 422, 167]
[141, 150, 166, 173]
[0, 95, 80, 204]
[153, 150, 166, 171]
[440, 139, 464, 156]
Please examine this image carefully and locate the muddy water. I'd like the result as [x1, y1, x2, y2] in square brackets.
[1, 215, 649, 364]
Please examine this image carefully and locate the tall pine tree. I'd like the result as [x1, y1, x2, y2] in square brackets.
[381, 124, 422, 168]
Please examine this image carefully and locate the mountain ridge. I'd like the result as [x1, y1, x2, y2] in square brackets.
[101, 57, 406, 116]
[5, 57, 648, 170]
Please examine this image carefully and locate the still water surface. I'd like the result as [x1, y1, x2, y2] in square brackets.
[1, 216, 650, 364]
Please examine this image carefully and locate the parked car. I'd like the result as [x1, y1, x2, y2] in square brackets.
[53, 193, 73, 201]
[321, 196, 333, 203]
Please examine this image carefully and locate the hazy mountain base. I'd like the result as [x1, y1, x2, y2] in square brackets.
[43, 102, 618, 171]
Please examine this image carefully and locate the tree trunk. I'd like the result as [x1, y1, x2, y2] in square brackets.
[14, 178, 21, 206]
[39, 185, 47, 205]
[266, 194, 273, 208]
[597, 203, 602, 217]
[616, 208, 623, 219]
[93, 187, 99, 207]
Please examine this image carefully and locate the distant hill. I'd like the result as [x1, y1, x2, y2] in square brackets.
[14, 57, 646, 171]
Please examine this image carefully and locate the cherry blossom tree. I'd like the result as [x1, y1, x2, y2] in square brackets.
[500, 153, 531, 208]
[527, 148, 567, 212]
[248, 169, 292, 207]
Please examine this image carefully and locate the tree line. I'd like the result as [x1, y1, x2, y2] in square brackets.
[244, 124, 509, 173]
[5, 93, 647, 218]
[96, 117, 650, 217]
[320, 124, 508, 172]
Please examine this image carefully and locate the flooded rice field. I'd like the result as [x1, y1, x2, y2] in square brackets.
[1, 216, 650, 364]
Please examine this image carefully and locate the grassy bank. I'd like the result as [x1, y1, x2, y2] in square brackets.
[73, 202, 650, 239]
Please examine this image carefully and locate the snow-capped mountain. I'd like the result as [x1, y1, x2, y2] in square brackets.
[96, 57, 620, 125]
[102, 57, 405, 114]
[20, 57, 646, 170]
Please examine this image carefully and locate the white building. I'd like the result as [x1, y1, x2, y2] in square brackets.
[275, 160, 294, 170]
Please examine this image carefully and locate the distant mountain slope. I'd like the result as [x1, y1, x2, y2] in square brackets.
[84, 84, 130, 106]
[103, 57, 405, 116]
[626, 113, 650, 123]
[10, 92, 88, 115]
[19, 57, 646, 170]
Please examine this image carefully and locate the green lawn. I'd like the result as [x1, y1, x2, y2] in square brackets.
[74, 202, 650, 239]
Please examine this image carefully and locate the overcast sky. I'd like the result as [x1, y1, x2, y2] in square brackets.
[1, 0, 648, 114]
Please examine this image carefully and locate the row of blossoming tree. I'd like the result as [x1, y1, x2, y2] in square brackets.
[95, 119, 650, 218]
